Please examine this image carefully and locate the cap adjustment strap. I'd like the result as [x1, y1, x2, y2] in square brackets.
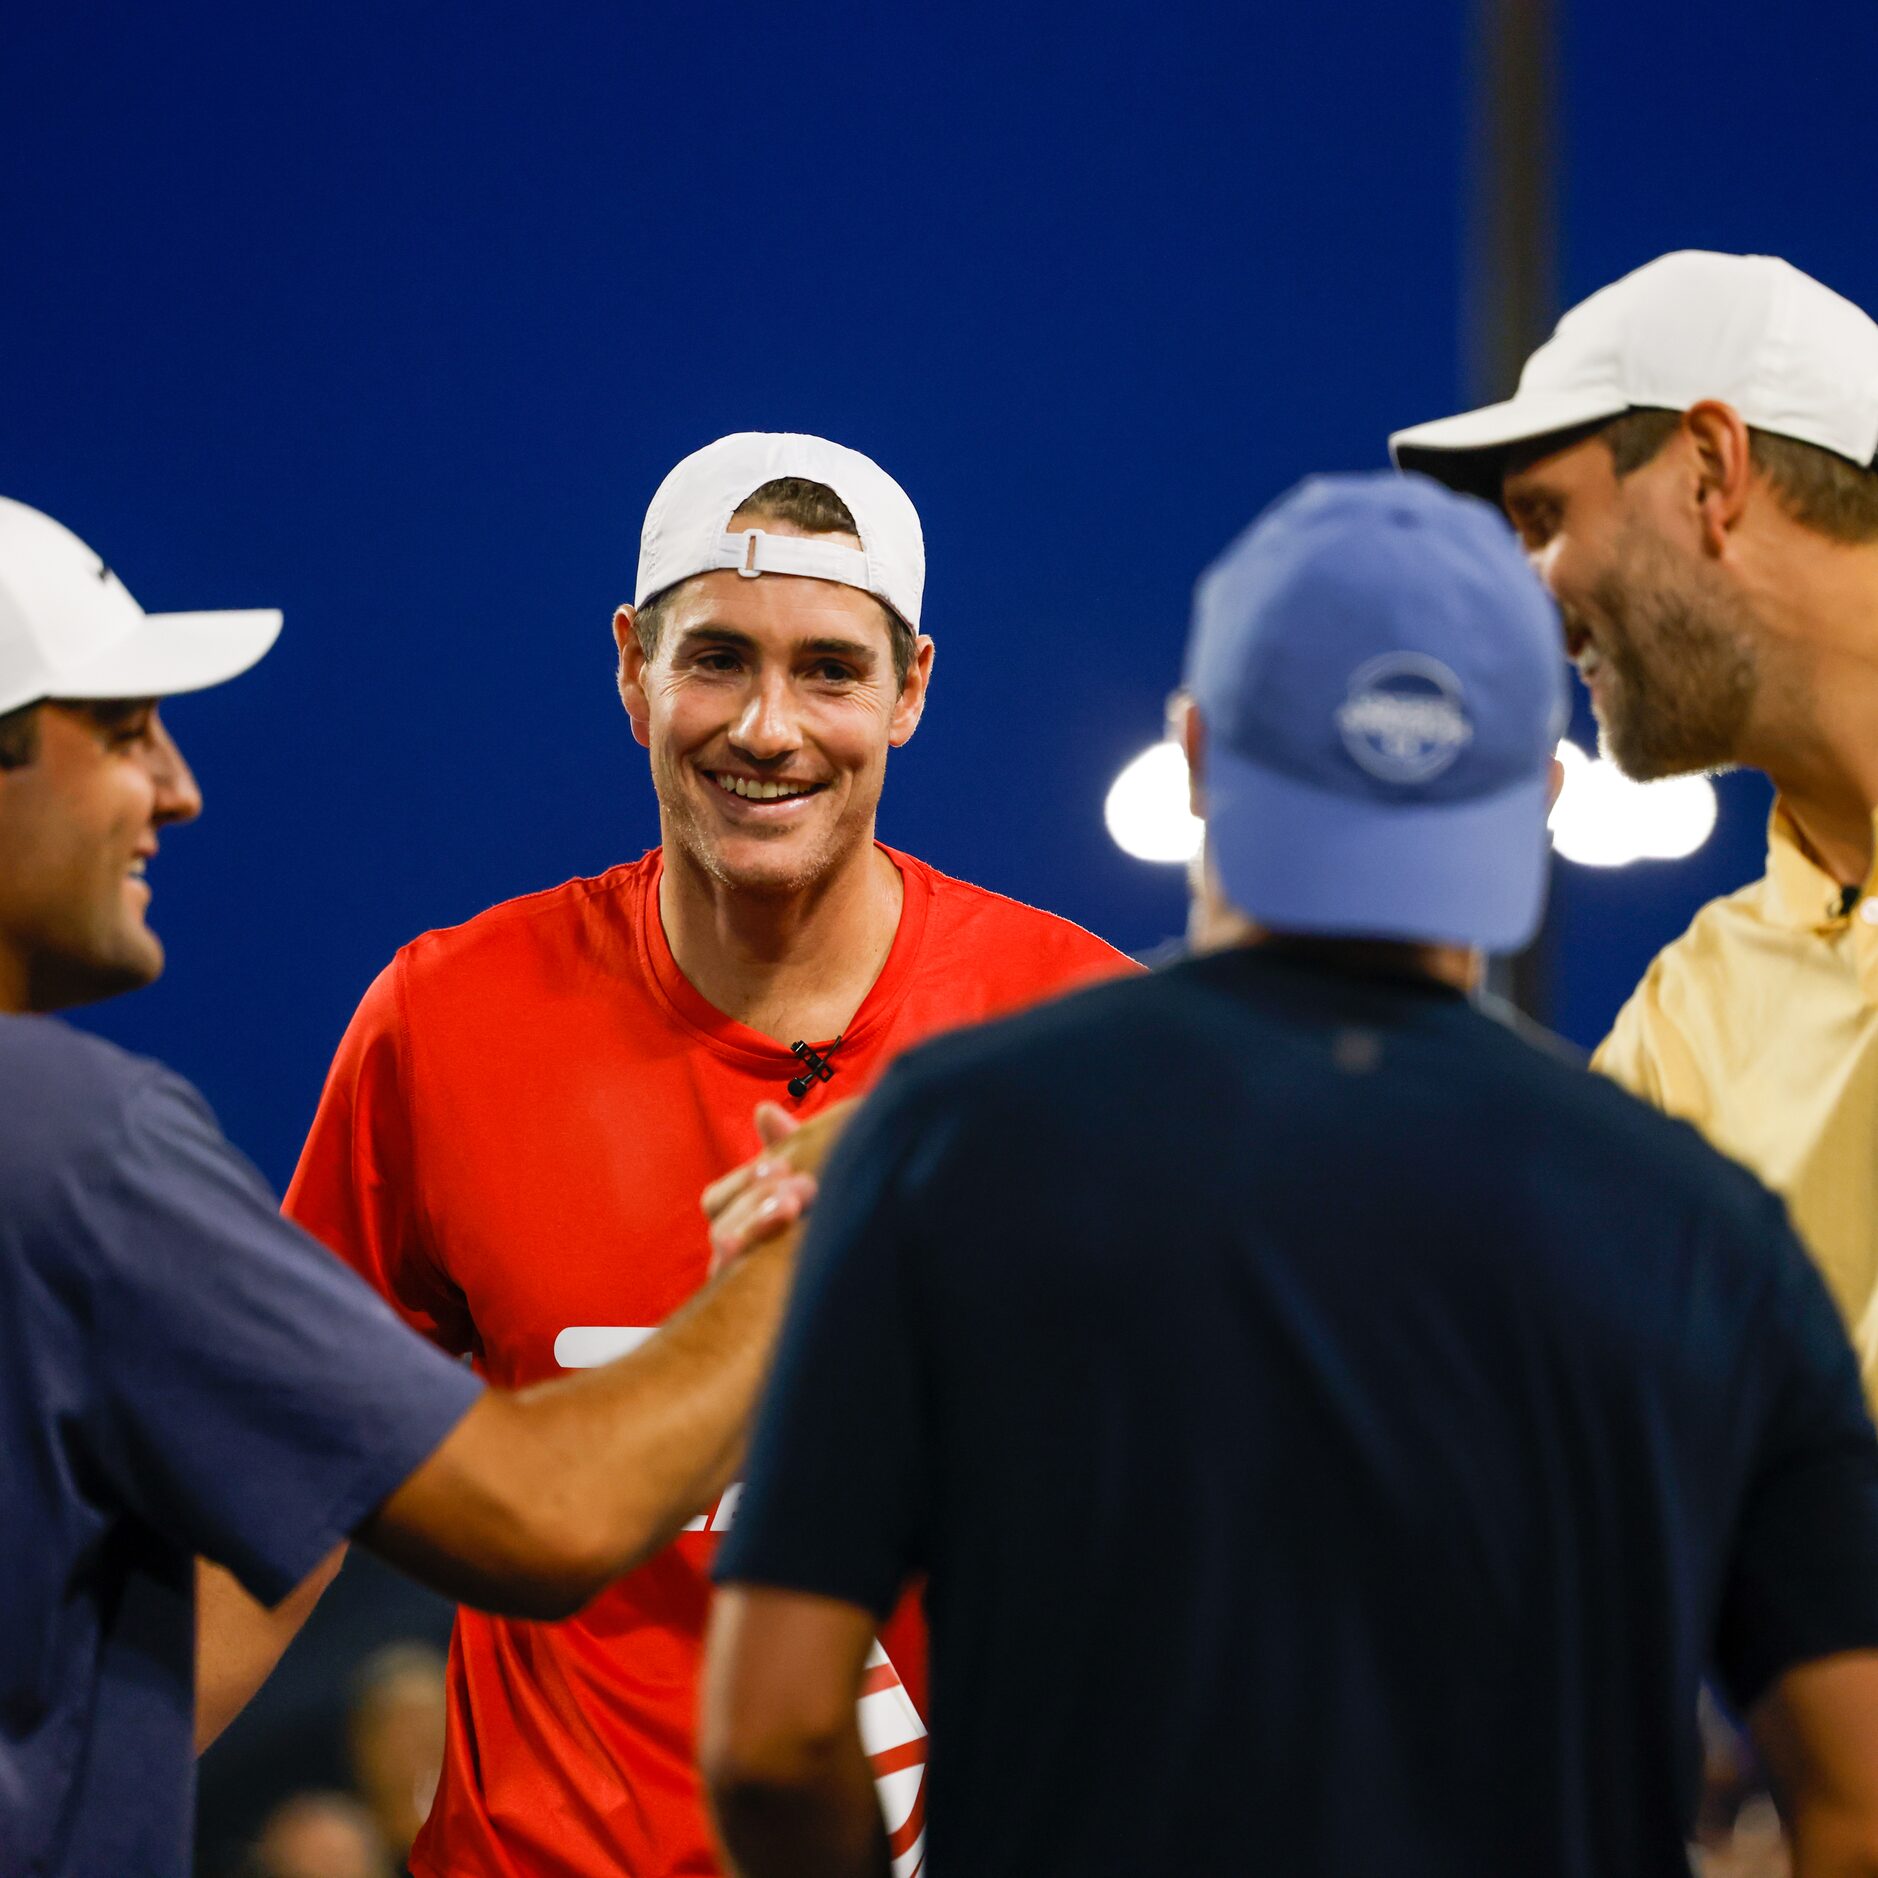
[711, 528, 871, 591]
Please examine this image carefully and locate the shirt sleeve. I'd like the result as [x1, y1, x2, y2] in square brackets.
[1591, 986, 1663, 1102]
[1592, 961, 1711, 1127]
[1713, 1196, 1878, 1711]
[285, 956, 476, 1354]
[713, 1069, 932, 1620]
[70, 1066, 484, 1604]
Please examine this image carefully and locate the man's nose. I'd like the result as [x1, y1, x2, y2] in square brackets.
[146, 711, 203, 826]
[730, 674, 800, 762]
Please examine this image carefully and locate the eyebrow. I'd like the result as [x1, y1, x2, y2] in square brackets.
[1500, 479, 1556, 516]
[674, 624, 879, 665]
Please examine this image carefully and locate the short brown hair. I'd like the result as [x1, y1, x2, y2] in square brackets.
[1603, 407, 1878, 542]
[632, 477, 917, 689]
[0, 702, 41, 771]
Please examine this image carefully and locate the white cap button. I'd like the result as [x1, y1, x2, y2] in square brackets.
[1859, 898, 1878, 925]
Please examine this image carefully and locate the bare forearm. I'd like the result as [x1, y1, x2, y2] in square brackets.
[712, 1750, 890, 1878]
[702, 1588, 889, 1878]
[1788, 1812, 1878, 1878]
[510, 1237, 795, 1571]
[1753, 1657, 1878, 1878]
[194, 1544, 345, 1752]
[360, 1106, 847, 1617]
[361, 1239, 795, 1614]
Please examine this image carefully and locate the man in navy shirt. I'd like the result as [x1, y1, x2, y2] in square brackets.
[0, 496, 808, 1876]
[704, 474, 1878, 1876]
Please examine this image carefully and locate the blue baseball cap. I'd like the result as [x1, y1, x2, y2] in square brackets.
[1182, 472, 1567, 953]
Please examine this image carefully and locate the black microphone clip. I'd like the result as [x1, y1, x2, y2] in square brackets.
[787, 1036, 842, 1101]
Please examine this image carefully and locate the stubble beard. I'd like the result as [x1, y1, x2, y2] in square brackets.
[654, 752, 880, 902]
[1579, 526, 1761, 782]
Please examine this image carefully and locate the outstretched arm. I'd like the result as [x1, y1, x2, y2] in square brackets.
[358, 1234, 796, 1615]
[354, 1101, 847, 1620]
[195, 1242, 795, 1745]
[198, 1100, 843, 1742]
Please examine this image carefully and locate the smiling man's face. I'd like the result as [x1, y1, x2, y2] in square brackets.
[0, 699, 202, 1012]
[1501, 424, 1760, 780]
[616, 522, 931, 899]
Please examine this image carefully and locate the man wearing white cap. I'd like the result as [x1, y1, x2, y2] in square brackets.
[0, 499, 858, 1878]
[1391, 251, 1878, 1401]
[265, 435, 1132, 1878]
[704, 473, 1878, 1877]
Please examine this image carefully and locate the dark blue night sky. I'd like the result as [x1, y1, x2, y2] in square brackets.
[4, 0, 1873, 1187]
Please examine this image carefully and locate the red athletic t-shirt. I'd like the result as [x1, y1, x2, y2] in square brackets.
[284, 845, 1134, 1878]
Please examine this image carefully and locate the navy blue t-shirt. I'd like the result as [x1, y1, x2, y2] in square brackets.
[0, 1016, 482, 1878]
[717, 948, 1878, 1877]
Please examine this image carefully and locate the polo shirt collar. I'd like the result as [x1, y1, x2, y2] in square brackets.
[1766, 797, 1878, 933]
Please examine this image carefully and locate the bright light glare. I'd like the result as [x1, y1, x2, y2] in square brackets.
[1549, 739, 1717, 867]
[1103, 737, 1717, 870]
[1105, 741, 1202, 864]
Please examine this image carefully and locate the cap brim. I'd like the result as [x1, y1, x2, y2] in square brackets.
[1207, 746, 1554, 955]
[54, 608, 282, 703]
[1389, 390, 1630, 498]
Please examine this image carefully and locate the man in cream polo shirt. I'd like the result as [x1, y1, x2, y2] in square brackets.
[1392, 251, 1878, 1397]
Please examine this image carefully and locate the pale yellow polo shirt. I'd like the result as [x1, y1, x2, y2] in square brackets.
[1595, 802, 1878, 1401]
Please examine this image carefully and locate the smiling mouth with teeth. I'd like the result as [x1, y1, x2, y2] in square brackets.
[709, 772, 824, 803]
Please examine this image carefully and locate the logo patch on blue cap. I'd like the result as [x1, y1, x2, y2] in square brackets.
[1334, 653, 1474, 784]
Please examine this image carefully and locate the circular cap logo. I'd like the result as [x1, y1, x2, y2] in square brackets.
[1334, 653, 1474, 783]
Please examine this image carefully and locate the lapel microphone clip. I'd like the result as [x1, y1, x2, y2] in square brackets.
[787, 1036, 843, 1101]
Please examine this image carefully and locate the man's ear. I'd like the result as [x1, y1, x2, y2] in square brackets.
[1546, 752, 1566, 814]
[613, 606, 652, 749]
[1682, 400, 1754, 555]
[1170, 691, 1205, 818]
[887, 636, 936, 749]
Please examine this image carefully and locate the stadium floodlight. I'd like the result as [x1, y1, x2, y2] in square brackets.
[1548, 739, 1718, 867]
[1104, 741, 1203, 864]
[1108, 737, 1719, 873]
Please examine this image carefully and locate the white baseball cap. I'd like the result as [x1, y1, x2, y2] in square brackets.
[1390, 251, 1878, 496]
[0, 497, 281, 717]
[635, 432, 926, 632]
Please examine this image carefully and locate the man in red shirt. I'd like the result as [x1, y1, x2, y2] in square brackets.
[266, 433, 1132, 1877]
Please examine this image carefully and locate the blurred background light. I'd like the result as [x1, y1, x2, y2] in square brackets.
[1104, 737, 1721, 875]
[1105, 741, 1203, 865]
[1549, 739, 1718, 868]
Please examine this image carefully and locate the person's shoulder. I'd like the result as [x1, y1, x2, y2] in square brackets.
[1629, 872, 1779, 995]
[0, 1012, 167, 1108]
[843, 961, 1305, 1203]
[866, 958, 1175, 1119]
[1592, 871, 1778, 1085]
[393, 854, 655, 987]
[1464, 988, 1780, 1234]
[0, 1015, 180, 1180]
[892, 849, 1138, 985]
[882, 955, 1774, 1233]
[1470, 990, 1587, 1070]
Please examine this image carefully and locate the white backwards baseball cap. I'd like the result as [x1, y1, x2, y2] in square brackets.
[1391, 251, 1878, 497]
[0, 497, 281, 717]
[634, 432, 926, 632]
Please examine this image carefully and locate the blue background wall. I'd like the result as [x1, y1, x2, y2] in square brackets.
[3, 0, 1873, 1189]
